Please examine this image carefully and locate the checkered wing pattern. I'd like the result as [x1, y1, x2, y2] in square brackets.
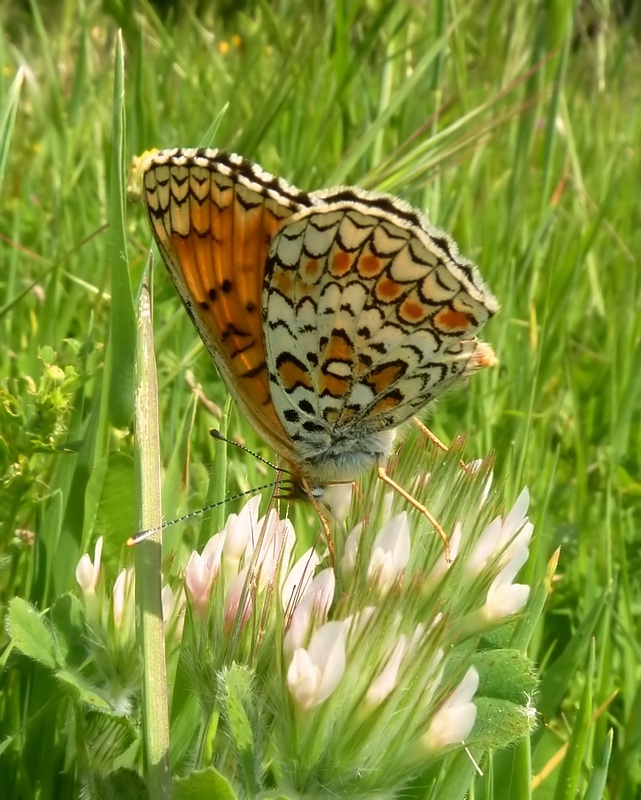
[263, 188, 499, 462]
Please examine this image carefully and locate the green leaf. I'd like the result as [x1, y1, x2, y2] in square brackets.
[170, 666, 204, 771]
[471, 697, 536, 750]
[7, 597, 57, 669]
[161, 390, 197, 555]
[199, 396, 231, 543]
[90, 451, 136, 547]
[429, 749, 479, 800]
[173, 767, 239, 800]
[134, 274, 171, 797]
[474, 649, 538, 704]
[49, 593, 86, 667]
[55, 669, 111, 711]
[36, 487, 64, 605]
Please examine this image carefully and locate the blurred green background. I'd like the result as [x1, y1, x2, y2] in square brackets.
[1, 0, 640, 797]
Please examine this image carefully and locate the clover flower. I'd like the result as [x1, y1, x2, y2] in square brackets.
[112, 568, 132, 629]
[65, 446, 539, 799]
[287, 620, 348, 710]
[422, 667, 480, 752]
[482, 546, 531, 621]
[75, 536, 103, 596]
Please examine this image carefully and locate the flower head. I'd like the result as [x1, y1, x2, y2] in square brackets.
[483, 547, 531, 621]
[287, 621, 347, 711]
[75, 537, 103, 596]
[223, 565, 254, 635]
[185, 550, 217, 615]
[222, 494, 261, 571]
[174, 449, 537, 797]
[112, 568, 133, 629]
[467, 488, 532, 576]
[367, 512, 411, 592]
[365, 636, 407, 709]
[283, 567, 335, 658]
[422, 667, 479, 752]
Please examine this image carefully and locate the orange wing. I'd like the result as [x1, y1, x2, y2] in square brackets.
[142, 148, 315, 459]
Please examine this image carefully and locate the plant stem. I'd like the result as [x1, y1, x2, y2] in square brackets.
[134, 272, 171, 798]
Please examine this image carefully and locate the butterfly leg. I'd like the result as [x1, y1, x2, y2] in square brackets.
[376, 461, 451, 563]
[300, 476, 335, 566]
[412, 417, 473, 474]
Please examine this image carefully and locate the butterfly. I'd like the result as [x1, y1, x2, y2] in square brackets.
[142, 148, 498, 547]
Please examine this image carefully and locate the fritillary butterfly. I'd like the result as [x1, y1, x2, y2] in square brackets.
[142, 149, 498, 547]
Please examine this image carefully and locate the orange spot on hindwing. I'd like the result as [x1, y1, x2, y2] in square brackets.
[319, 372, 350, 397]
[303, 258, 323, 281]
[359, 253, 384, 277]
[331, 251, 352, 276]
[365, 361, 406, 394]
[370, 392, 403, 415]
[435, 308, 473, 331]
[273, 266, 294, 296]
[376, 276, 404, 302]
[278, 356, 313, 391]
[323, 330, 354, 362]
[400, 298, 427, 323]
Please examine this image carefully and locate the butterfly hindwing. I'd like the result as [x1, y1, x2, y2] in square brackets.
[263, 188, 498, 454]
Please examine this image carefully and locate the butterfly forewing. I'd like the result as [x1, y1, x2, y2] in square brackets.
[142, 148, 315, 456]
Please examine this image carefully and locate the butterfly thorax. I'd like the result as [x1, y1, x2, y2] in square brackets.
[293, 427, 396, 486]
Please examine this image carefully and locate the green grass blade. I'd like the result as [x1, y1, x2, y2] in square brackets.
[553, 640, 595, 799]
[583, 729, 613, 800]
[107, 30, 135, 429]
[0, 66, 23, 189]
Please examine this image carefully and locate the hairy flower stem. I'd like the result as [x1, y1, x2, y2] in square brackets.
[134, 272, 171, 797]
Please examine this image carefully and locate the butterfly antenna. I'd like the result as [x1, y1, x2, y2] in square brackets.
[126, 480, 292, 546]
[209, 428, 292, 475]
